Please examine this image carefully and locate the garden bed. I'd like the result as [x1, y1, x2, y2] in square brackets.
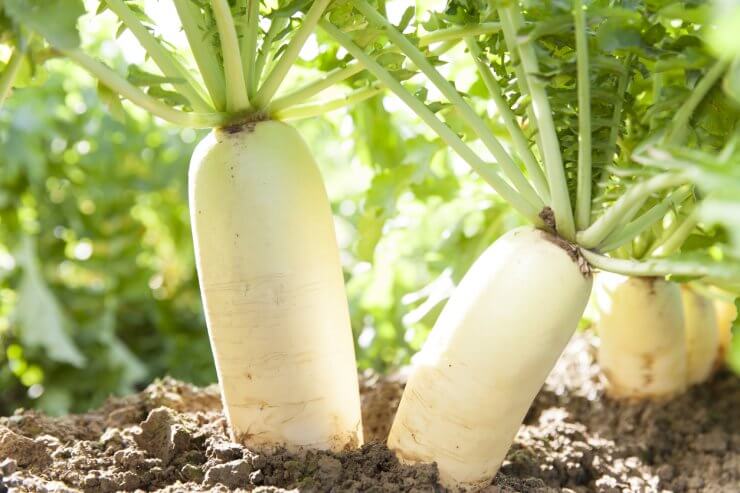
[1, 333, 737, 492]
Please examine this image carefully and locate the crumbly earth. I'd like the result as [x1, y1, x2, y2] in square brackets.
[0, 333, 737, 492]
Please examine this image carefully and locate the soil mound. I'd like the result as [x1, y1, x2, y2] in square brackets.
[1, 333, 737, 492]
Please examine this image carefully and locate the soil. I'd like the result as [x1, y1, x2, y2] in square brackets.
[1, 333, 737, 493]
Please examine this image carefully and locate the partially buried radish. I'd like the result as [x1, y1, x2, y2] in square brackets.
[387, 226, 592, 490]
[189, 120, 363, 452]
[592, 273, 687, 399]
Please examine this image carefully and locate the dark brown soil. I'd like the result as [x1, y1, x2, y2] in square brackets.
[1, 333, 737, 492]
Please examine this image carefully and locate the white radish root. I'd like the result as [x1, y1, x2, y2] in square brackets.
[593, 273, 687, 399]
[387, 226, 592, 490]
[189, 120, 363, 453]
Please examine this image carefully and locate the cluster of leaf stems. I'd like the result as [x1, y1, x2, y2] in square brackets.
[46, 0, 387, 128]
[320, 0, 736, 282]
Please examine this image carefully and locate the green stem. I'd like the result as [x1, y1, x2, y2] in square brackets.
[105, 0, 213, 112]
[254, 17, 289, 91]
[577, 173, 690, 248]
[650, 72, 664, 129]
[64, 49, 224, 128]
[465, 38, 551, 204]
[582, 249, 739, 280]
[652, 207, 698, 257]
[355, 0, 544, 210]
[241, 0, 260, 99]
[273, 84, 383, 120]
[0, 47, 25, 108]
[211, 0, 249, 111]
[428, 40, 458, 56]
[419, 23, 501, 46]
[321, 20, 542, 224]
[665, 59, 729, 146]
[598, 187, 692, 253]
[499, 5, 575, 240]
[253, 0, 331, 109]
[574, 0, 592, 230]
[173, 0, 226, 111]
[270, 62, 364, 111]
[496, 4, 543, 163]
[644, 209, 681, 257]
[600, 58, 628, 175]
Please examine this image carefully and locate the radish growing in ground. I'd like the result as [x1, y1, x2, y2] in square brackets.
[591, 273, 724, 398]
[589, 202, 725, 398]
[7, 0, 398, 453]
[592, 273, 687, 399]
[325, 1, 740, 488]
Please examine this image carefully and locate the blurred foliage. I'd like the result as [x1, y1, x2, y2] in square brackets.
[0, 61, 215, 414]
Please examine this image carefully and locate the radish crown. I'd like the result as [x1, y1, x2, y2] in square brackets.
[323, 0, 740, 285]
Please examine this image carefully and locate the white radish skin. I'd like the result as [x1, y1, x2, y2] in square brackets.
[681, 286, 719, 385]
[189, 120, 362, 452]
[715, 299, 737, 363]
[593, 273, 687, 399]
[387, 226, 592, 490]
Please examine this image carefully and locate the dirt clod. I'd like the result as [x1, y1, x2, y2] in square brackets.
[205, 459, 252, 488]
[0, 426, 51, 468]
[1, 335, 738, 492]
[207, 439, 244, 462]
[0, 458, 17, 475]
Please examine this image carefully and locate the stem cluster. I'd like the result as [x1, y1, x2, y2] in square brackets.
[321, 0, 731, 280]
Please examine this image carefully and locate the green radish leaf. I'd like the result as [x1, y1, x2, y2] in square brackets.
[272, 0, 312, 18]
[397, 6, 414, 32]
[14, 237, 86, 368]
[657, 3, 709, 24]
[95, 304, 147, 388]
[356, 207, 384, 262]
[2, 0, 84, 50]
[707, 0, 740, 57]
[97, 81, 128, 123]
[126, 65, 184, 87]
[147, 86, 191, 108]
[356, 165, 416, 261]
[596, 19, 644, 53]
[375, 52, 406, 71]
